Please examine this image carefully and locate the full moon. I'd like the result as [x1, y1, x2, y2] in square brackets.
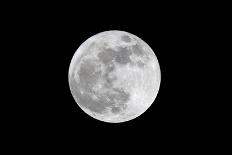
[69, 30, 161, 123]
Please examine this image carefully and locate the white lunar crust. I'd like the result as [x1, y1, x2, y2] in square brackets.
[69, 30, 161, 123]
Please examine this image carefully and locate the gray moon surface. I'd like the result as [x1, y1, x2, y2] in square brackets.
[69, 30, 161, 123]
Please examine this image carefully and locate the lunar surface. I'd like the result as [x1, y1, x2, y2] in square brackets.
[68, 30, 161, 123]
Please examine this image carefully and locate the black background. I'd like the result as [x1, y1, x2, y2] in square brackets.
[3, 1, 223, 151]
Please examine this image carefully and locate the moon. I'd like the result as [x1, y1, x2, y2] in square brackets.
[69, 30, 161, 123]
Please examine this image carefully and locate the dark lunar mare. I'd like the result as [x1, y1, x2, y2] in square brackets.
[103, 63, 117, 88]
[77, 59, 101, 91]
[69, 53, 131, 114]
[114, 47, 132, 65]
[131, 44, 145, 56]
[69, 73, 116, 114]
[121, 34, 131, 43]
[97, 46, 132, 65]
[112, 88, 130, 105]
[111, 106, 120, 113]
[97, 48, 117, 64]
